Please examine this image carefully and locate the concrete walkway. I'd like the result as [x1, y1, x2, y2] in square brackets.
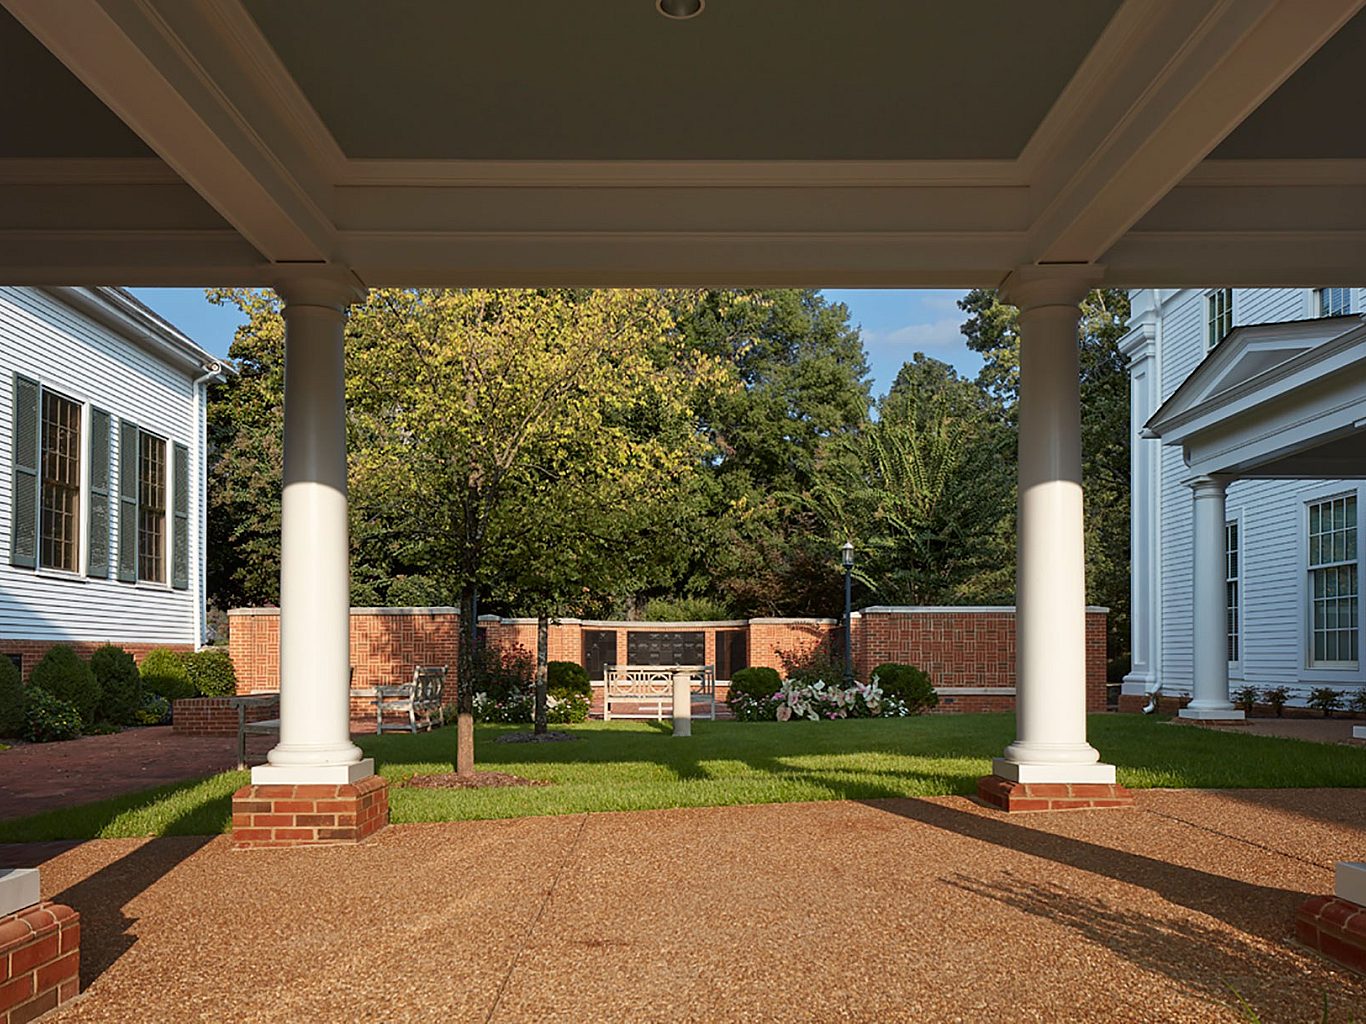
[2, 790, 1364, 1022]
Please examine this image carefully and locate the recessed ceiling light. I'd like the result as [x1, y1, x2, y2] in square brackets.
[657, 0, 704, 20]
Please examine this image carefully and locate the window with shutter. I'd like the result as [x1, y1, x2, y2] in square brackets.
[172, 442, 189, 590]
[137, 432, 167, 584]
[39, 389, 81, 573]
[87, 408, 111, 578]
[9, 375, 39, 569]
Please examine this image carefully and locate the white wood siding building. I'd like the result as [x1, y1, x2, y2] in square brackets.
[0, 287, 224, 664]
[1125, 287, 1365, 710]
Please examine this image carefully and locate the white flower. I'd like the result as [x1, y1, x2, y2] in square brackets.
[776, 704, 792, 722]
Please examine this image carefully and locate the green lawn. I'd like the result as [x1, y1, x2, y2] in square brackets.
[2, 714, 1364, 843]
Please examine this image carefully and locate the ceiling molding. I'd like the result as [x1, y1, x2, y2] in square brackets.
[0, 158, 182, 185]
[1183, 158, 1366, 187]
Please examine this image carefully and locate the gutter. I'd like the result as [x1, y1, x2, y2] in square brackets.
[191, 361, 228, 649]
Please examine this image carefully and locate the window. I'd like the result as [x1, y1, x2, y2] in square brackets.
[1226, 521, 1240, 663]
[1205, 289, 1233, 351]
[137, 432, 167, 583]
[1318, 287, 1354, 317]
[39, 389, 81, 572]
[1308, 495, 1359, 666]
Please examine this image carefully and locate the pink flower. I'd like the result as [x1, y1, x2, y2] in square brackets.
[776, 705, 792, 722]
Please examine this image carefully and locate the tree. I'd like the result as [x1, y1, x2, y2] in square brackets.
[956, 287, 1133, 673]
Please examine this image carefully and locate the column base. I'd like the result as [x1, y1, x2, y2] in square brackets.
[1352, 726, 1366, 741]
[250, 757, 375, 786]
[232, 775, 389, 848]
[0, 899, 80, 1022]
[978, 775, 1135, 812]
[1296, 894, 1366, 974]
[1178, 707, 1245, 721]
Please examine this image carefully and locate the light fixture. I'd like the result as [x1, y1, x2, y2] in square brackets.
[841, 540, 855, 568]
[657, 0, 704, 20]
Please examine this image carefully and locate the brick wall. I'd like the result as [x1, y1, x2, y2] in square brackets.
[0, 900, 79, 1023]
[227, 606, 1110, 715]
[0, 640, 193, 682]
[171, 697, 277, 737]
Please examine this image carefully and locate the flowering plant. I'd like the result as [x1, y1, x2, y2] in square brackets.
[730, 674, 911, 722]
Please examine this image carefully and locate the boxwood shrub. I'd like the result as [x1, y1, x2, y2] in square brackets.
[140, 647, 195, 701]
[870, 662, 938, 715]
[0, 657, 24, 738]
[547, 660, 590, 698]
[30, 645, 100, 727]
[91, 644, 143, 725]
[181, 649, 238, 698]
[23, 687, 83, 742]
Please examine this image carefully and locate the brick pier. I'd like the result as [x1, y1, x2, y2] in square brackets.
[0, 902, 79, 1024]
[231, 776, 390, 849]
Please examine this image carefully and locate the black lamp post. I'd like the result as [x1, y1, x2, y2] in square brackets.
[841, 540, 855, 682]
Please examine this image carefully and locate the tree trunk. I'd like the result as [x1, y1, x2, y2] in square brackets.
[456, 582, 476, 775]
[535, 612, 549, 735]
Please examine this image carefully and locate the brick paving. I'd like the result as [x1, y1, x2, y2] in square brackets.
[0, 790, 1362, 1022]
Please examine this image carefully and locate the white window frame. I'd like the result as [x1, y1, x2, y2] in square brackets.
[1226, 513, 1243, 677]
[1300, 485, 1362, 678]
[1317, 287, 1354, 318]
[32, 381, 91, 581]
[134, 427, 172, 589]
[1205, 288, 1233, 352]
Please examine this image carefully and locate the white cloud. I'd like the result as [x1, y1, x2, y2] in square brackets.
[862, 316, 965, 354]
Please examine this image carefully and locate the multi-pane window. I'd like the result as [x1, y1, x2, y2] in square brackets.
[137, 432, 166, 583]
[1308, 495, 1359, 666]
[39, 390, 81, 572]
[1206, 288, 1233, 351]
[1318, 287, 1354, 317]
[1226, 521, 1240, 663]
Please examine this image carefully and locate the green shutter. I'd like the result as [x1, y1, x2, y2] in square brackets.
[9, 374, 39, 569]
[171, 442, 189, 590]
[117, 419, 138, 583]
[87, 408, 111, 578]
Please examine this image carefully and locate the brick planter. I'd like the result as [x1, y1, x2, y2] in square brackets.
[977, 776, 1135, 812]
[0, 902, 79, 1024]
[1296, 895, 1366, 973]
[231, 776, 389, 849]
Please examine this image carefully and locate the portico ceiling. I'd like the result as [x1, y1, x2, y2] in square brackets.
[0, 0, 1363, 288]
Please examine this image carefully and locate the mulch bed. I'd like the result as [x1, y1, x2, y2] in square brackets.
[404, 772, 551, 790]
[495, 731, 580, 744]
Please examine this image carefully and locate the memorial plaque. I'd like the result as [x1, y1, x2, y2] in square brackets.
[626, 630, 704, 666]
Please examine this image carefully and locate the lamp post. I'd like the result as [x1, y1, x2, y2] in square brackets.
[841, 540, 855, 682]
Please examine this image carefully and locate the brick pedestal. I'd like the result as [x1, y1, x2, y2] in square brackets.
[977, 775, 1135, 812]
[232, 775, 389, 849]
[0, 902, 79, 1024]
[1296, 895, 1366, 973]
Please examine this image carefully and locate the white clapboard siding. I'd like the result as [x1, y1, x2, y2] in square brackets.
[0, 288, 203, 645]
[1144, 285, 1365, 695]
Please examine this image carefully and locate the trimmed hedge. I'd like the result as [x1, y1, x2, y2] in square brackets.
[727, 666, 782, 707]
[30, 645, 100, 727]
[547, 661, 590, 698]
[0, 657, 23, 738]
[870, 662, 938, 715]
[140, 647, 195, 701]
[181, 649, 238, 698]
[91, 644, 143, 725]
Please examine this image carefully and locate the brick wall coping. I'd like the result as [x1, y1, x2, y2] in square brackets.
[749, 617, 841, 625]
[861, 605, 1110, 614]
[932, 687, 1018, 695]
[228, 606, 458, 617]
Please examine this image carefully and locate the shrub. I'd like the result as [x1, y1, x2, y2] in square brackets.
[547, 661, 590, 699]
[30, 645, 100, 727]
[135, 693, 171, 726]
[91, 644, 142, 725]
[1263, 685, 1291, 717]
[0, 657, 24, 738]
[1232, 685, 1259, 715]
[140, 647, 195, 701]
[641, 596, 734, 622]
[1308, 687, 1345, 718]
[180, 649, 238, 698]
[727, 666, 782, 720]
[780, 646, 848, 689]
[547, 692, 590, 723]
[23, 688, 82, 742]
[772, 677, 911, 722]
[1350, 689, 1366, 716]
[472, 644, 534, 703]
[870, 663, 938, 715]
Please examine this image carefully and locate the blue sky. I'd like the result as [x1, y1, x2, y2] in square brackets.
[131, 287, 981, 397]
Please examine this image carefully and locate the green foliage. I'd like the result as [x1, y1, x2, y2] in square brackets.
[135, 693, 171, 726]
[0, 657, 24, 737]
[870, 663, 938, 715]
[640, 596, 734, 622]
[1308, 687, 1345, 717]
[84, 721, 121, 736]
[23, 687, 83, 742]
[180, 649, 238, 698]
[779, 641, 847, 688]
[1350, 689, 1366, 715]
[546, 661, 590, 699]
[91, 645, 142, 725]
[471, 644, 534, 703]
[30, 646, 100, 727]
[1233, 685, 1259, 715]
[1263, 686, 1291, 717]
[140, 648, 195, 701]
[727, 667, 782, 716]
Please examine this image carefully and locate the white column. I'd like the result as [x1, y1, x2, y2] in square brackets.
[1120, 292, 1161, 701]
[995, 269, 1114, 785]
[253, 275, 372, 785]
[1180, 475, 1244, 720]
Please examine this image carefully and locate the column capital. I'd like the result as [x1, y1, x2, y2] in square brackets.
[1187, 473, 1234, 496]
[273, 266, 367, 311]
[999, 265, 1104, 312]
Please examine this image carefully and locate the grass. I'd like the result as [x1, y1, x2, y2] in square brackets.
[3, 713, 1366, 842]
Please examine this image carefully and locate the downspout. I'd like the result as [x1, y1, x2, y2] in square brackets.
[1142, 681, 1163, 715]
[191, 362, 226, 649]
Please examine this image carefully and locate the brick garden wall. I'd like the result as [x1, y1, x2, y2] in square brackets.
[171, 697, 279, 737]
[227, 606, 1109, 715]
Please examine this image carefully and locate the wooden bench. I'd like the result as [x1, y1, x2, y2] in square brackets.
[602, 664, 716, 721]
[375, 665, 449, 734]
[229, 693, 281, 771]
